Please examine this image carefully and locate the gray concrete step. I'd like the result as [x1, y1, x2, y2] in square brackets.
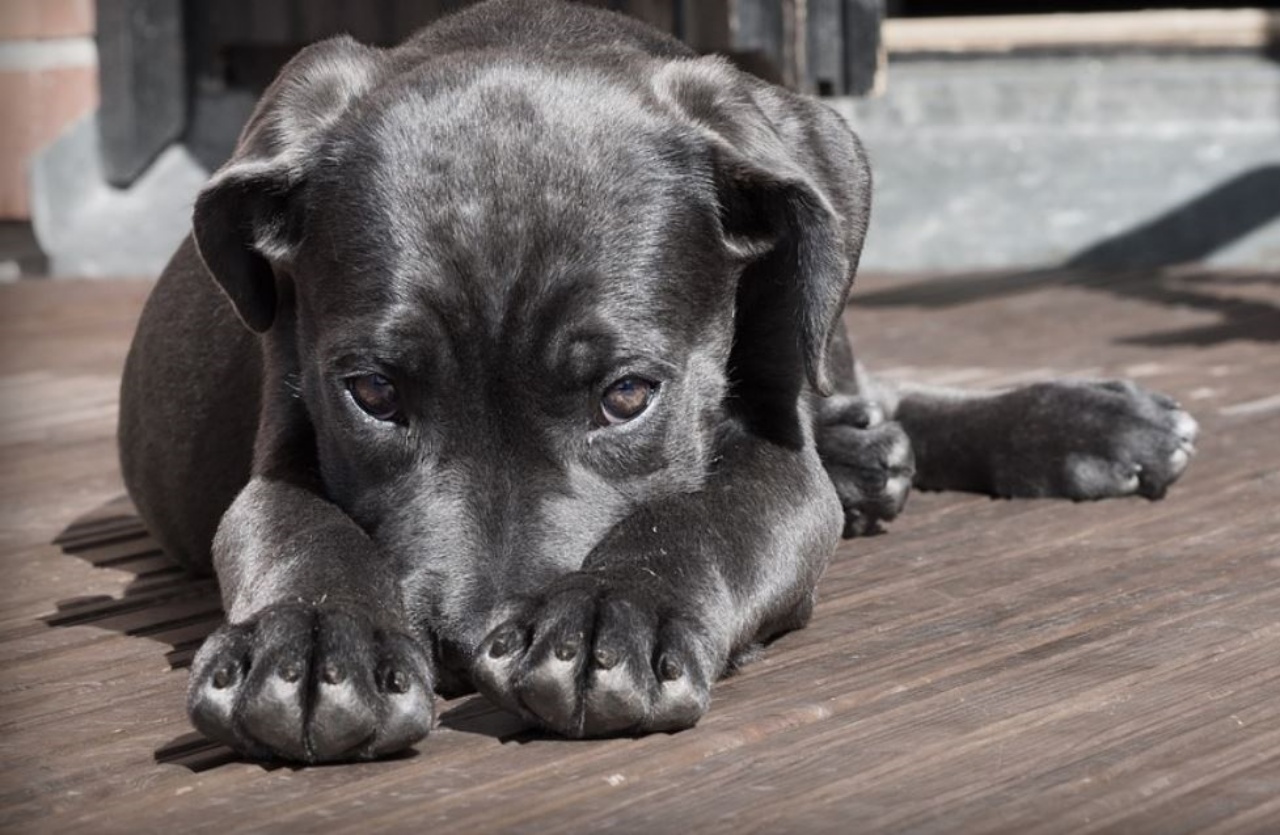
[830, 53, 1280, 271]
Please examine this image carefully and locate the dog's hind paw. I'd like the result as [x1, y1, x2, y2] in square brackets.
[187, 603, 434, 763]
[816, 395, 915, 537]
[471, 573, 714, 738]
[984, 380, 1199, 501]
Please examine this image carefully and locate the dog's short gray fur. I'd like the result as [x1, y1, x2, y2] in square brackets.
[118, 0, 1199, 763]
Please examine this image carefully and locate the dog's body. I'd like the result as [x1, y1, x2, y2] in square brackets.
[118, 0, 1198, 763]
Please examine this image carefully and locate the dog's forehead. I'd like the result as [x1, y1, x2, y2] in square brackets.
[303, 62, 728, 340]
[365, 62, 691, 190]
[373, 66, 707, 274]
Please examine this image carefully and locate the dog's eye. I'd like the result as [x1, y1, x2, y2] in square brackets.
[600, 376, 657, 425]
[347, 373, 400, 422]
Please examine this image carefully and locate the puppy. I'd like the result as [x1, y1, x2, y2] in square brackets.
[118, 0, 1198, 762]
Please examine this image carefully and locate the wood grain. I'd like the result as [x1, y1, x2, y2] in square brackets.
[0, 268, 1276, 832]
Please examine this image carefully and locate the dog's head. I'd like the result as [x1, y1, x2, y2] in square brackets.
[191, 35, 870, 647]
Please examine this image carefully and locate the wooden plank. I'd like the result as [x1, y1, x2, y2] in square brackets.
[808, 0, 885, 96]
[622, 0, 676, 34]
[680, 0, 732, 55]
[1, 270, 1278, 831]
[734, 0, 788, 85]
[298, 0, 345, 43]
[842, 0, 884, 96]
[807, 0, 846, 95]
[95, 0, 187, 187]
[247, 0, 294, 43]
[883, 9, 1280, 55]
[388, 0, 446, 40]
[681, 0, 793, 86]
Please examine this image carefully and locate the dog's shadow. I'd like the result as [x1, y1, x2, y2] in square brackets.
[47, 496, 245, 771]
[46, 497, 543, 771]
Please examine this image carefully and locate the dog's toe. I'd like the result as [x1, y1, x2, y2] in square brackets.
[188, 604, 434, 763]
[239, 659, 311, 760]
[369, 634, 436, 756]
[1011, 381, 1202, 501]
[817, 416, 916, 538]
[473, 575, 712, 738]
[188, 623, 262, 756]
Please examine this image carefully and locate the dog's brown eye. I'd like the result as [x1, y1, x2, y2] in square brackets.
[600, 377, 657, 425]
[348, 373, 399, 422]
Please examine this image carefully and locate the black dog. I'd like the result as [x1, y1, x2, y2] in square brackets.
[118, 0, 1198, 763]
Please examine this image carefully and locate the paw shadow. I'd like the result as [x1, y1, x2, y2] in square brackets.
[47, 495, 224, 669]
[48, 496, 553, 768]
[46, 495, 239, 771]
[437, 694, 544, 743]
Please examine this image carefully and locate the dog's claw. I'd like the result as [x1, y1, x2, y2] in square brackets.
[211, 666, 234, 689]
[593, 646, 619, 670]
[554, 636, 581, 661]
[488, 628, 523, 659]
[384, 668, 410, 694]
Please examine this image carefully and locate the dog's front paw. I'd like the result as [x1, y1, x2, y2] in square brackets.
[187, 603, 434, 763]
[816, 394, 915, 537]
[997, 380, 1199, 500]
[471, 574, 715, 738]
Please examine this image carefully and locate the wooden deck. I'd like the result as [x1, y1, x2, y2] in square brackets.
[2, 268, 1278, 832]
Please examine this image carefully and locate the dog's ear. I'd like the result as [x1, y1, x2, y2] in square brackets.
[654, 57, 871, 397]
[193, 37, 386, 332]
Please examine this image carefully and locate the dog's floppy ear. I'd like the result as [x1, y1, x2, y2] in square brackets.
[654, 57, 871, 397]
[193, 37, 386, 332]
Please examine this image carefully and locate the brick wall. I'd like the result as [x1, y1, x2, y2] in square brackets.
[0, 0, 98, 219]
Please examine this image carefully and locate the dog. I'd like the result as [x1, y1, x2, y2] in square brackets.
[118, 0, 1199, 763]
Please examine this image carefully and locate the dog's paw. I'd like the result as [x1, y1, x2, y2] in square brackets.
[816, 395, 916, 537]
[471, 574, 715, 738]
[993, 380, 1199, 500]
[187, 603, 434, 763]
